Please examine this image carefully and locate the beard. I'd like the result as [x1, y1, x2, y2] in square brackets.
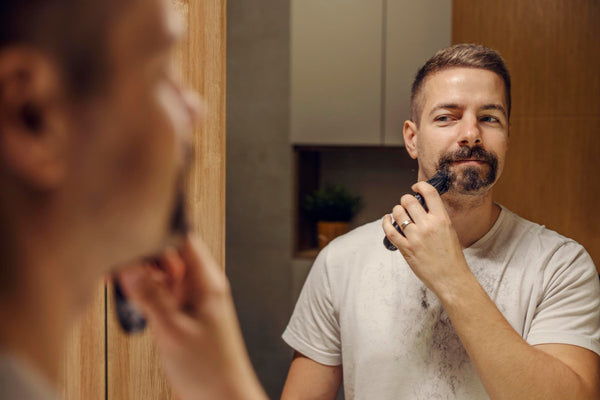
[169, 180, 189, 237]
[167, 145, 193, 242]
[437, 146, 498, 195]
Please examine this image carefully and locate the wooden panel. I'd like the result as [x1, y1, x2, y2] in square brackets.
[290, 0, 383, 145]
[107, 1, 227, 400]
[106, 286, 173, 400]
[495, 118, 600, 261]
[453, 0, 600, 120]
[185, 0, 227, 264]
[59, 283, 105, 400]
[453, 0, 600, 268]
[384, 0, 451, 145]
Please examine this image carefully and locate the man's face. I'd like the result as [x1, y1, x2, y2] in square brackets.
[404, 67, 509, 196]
[69, 0, 199, 266]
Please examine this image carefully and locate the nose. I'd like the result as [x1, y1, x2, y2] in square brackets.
[458, 114, 482, 147]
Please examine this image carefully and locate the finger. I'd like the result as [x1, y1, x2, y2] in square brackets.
[400, 193, 427, 223]
[118, 262, 180, 334]
[392, 203, 415, 231]
[179, 235, 229, 299]
[159, 247, 187, 307]
[382, 213, 408, 249]
[412, 181, 446, 215]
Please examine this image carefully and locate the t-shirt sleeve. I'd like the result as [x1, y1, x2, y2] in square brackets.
[282, 246, 342, 366]
[526, 241, 600, 356]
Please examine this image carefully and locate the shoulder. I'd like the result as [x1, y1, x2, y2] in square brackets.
[500, 206, 577, 251]
[325, 218, 386, 257]
[0, 353, 57, 400]
[315, 218, 389, 274]
[498, 205, 596, 276]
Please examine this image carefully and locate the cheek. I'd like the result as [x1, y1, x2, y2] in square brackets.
[490, 134, 508, 159]
[105, 83, 183, 226]
[417, 129, 454, 164]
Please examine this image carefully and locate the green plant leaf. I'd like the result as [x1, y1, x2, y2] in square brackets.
[302, 184, 364, 222]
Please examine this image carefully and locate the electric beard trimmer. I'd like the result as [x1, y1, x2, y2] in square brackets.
[114, 189, 189, 334]
[383, 171, 451, 251]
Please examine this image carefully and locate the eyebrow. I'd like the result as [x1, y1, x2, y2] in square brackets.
[480, 104, 508, 118]
[428, 103, 462, 117]
[429, 103, 507, 118]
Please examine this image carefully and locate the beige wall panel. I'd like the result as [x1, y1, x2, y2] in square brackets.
[384, 0, 451, 145]
[290, 0, 383, 145]
[453, 0, 600, 268]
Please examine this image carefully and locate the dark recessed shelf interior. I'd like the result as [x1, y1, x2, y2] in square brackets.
[293, 145, 418, 258]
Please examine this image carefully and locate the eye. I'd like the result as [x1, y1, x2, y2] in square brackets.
[480, 115, 500, 123]
[434, 115, 455, 123]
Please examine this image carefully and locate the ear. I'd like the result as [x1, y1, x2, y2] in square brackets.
[0, 47, 68, 190]
[403, 120, 418, 159]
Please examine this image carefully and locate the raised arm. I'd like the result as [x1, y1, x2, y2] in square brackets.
[382, 182, 600, 400]
[118, 236, 268, 400]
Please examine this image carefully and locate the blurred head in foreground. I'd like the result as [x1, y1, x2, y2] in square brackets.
[0, 0, 199, 379]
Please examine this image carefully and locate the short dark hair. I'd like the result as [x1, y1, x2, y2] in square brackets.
[0, 0, 125, 98]
[410, 44, 511, 124]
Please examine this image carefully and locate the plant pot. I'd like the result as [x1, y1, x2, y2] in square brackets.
[317, 221, 350, 250]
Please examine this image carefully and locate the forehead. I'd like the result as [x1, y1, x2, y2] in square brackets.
[108, 0, 183, 64]
[420, 67, 507, 111]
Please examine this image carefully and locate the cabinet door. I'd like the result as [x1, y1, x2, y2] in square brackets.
[291, 0, 384, 145]
[384, 0, 451, 145]
[59, 284, 105, 400]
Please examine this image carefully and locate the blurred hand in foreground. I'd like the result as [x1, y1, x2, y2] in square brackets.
[118, 236, 267, 400]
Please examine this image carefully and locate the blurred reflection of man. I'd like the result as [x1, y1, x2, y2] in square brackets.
[0, 1, 266, 399]
[282, 44, 600, 399]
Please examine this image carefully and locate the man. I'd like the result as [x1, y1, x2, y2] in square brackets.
[281, 44, 600, 399]
[0, 0, 266, 399]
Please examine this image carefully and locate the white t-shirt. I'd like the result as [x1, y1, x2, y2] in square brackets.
[283, 205, 600, 400]
[0, 351, 56, 400]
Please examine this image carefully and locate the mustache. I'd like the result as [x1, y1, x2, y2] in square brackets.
[438, 146, 498, 168]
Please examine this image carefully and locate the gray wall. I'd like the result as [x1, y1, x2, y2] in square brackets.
[226, 1, 293, 398]
[226, 3, 419, 398]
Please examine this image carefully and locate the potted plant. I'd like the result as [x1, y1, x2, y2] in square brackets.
[303, 184, 364, 249]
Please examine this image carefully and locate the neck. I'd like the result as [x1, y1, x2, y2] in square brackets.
[0, 196, 98, 388]
[0, 256, 73, 386]
[443, 189, 501, 248]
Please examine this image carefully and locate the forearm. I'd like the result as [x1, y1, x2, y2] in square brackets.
[437, 272, 594, 400]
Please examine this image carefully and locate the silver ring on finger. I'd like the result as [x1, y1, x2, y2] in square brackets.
[399, 219, 413, 230]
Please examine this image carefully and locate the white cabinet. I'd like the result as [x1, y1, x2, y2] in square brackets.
[290, 0, 384, 145]
[290, 0, 451, 146]
[384, 0, 451, 145]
